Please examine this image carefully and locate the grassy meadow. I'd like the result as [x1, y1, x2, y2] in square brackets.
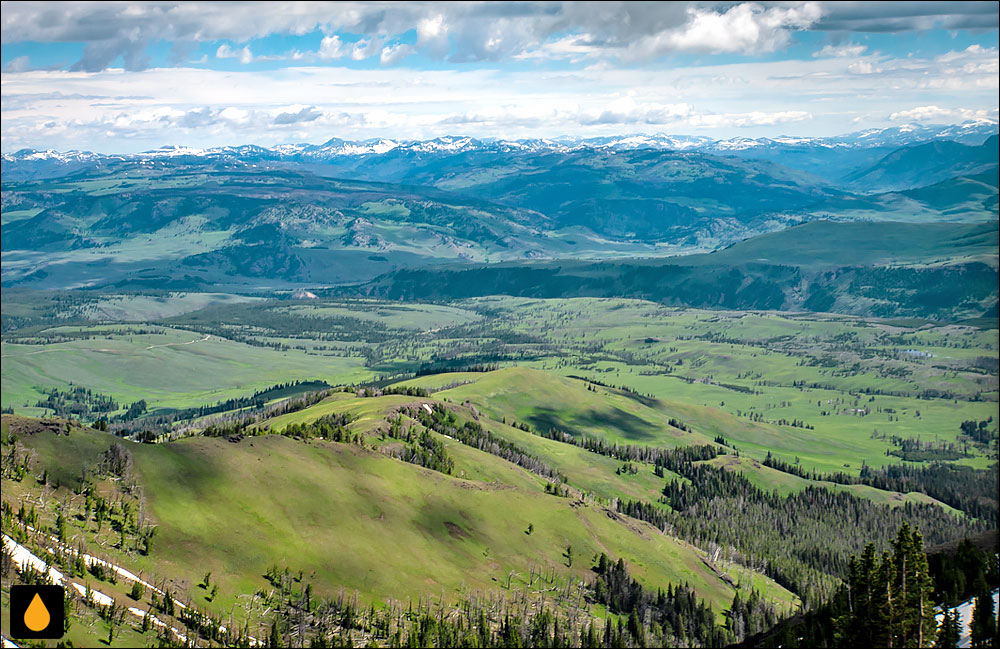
[1, 292, 995, 646]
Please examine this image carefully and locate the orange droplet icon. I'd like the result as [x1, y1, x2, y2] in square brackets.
[24, 592, 51, 632]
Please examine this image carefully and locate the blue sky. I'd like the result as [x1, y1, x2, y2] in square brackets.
[1, 1, 997, 152]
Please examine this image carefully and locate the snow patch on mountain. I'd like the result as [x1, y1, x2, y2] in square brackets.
[3, 120, 996, 174]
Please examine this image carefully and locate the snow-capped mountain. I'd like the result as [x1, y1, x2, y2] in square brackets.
[3, 120, 996, 182]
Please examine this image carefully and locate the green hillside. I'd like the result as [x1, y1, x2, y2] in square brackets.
[357, 221, 998, 320]
[698, 220, 999, 269]
[2, 413, 797, 642]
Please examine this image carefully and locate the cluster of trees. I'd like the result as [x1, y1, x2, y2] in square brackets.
[772, 418, 815, 430]
[403, 404, 566, 483]
[383, 385, 431, 397]
[961, 419, 996, 445]
[111, 380, 335, 436]
[835, 523, 936, 647]
[35, 386, 119, 418]
[886, 435, 969, 462]
[592, 553, 734, 647]
[728, 588, 782, 643]
[130, 383, 343, 441]
[112, 399, 148, 423]
[384, 424, 454, 475]
[415, 362, 501, 376]
[929, 537, 1000, 607]
[566, 375, 657, 400]
[522, 419, 718, 470]
[668, 418, 691, 432]
[1, 430, 32, 481]
[170, 301, 396, 345]
[278, 412, 358, 442]
[227, 553, 767, 648]
[762, 453, 998, 525]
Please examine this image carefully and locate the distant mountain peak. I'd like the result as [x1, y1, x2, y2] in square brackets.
[3, 121, 996, 181]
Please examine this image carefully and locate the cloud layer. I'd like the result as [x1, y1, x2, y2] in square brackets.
[2, 2, 996, 151]
[3, 1, 997, 71]
[3, 39, 997, 152]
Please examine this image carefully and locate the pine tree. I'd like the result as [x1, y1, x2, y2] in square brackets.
[937, 609, 961, 649]
[874, 549, 895, 648]
[905, 528, 937, 647]
[971, 584, 997, 649]
[270, 619, 282, 648]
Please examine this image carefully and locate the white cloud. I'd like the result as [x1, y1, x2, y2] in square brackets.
[624, 2, 824, 58]
[416, 14, 449, 58]
[579, 98, 696, 125]
[216, 43, 253, 64]
[3, 1, 998, 73]
[273, 105, 323, 124]
[351, 38, 381, 61]
[813, 42, 867, 58]
[219, 106, 250, 123]
[847, 61, 881, 75]
[888, 105, 999, 122]
[685, 3, 821, 52]
[2, 46, 996, 152]
[380, 43, 414, 66]
[689, 110, 812, 128]
[3, 56, 33, 73]
[318, 35, 346, 60]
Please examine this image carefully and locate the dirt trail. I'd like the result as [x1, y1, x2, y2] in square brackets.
[2, 532, 259, 647]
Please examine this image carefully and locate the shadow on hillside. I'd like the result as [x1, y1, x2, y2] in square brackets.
[527, 407, 656, 442]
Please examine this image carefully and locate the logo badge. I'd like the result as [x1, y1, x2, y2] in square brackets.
[10, 585, 65, 639]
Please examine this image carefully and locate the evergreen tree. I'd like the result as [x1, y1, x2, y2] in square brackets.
[270, 619, 282, 648]
[971, 584, 997, 649]
[937, 609, 961, 649]
[836, 524, 937, 648]
[891, 524, 936, 647]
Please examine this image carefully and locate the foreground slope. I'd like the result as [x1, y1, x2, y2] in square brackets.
[1, 413, 795, 643]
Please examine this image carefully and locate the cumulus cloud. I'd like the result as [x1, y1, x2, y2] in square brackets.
[379, 43, 414, 65]
[416, 13, 449, 58]
[625, 2, 824, 57]
[70, 38, 151, 72]
[439, 98, 813, 130]
[318, 35, 346, 60]
[691, 110, 812, 128]
[216, 43, 253, 64]
[351, 38, 381, 61]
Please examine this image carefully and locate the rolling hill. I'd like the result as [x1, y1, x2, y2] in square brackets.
[845, 135, 999, 193]
[354, 221, 999, 320]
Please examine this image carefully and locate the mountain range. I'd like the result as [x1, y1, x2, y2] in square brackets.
[1, 122, 997, 306]
[3, 120, 996, 182]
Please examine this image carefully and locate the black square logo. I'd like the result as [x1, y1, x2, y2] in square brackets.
[9, 584, 65, 639]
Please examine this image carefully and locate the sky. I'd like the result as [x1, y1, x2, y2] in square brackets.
[1, 1, 998, 153]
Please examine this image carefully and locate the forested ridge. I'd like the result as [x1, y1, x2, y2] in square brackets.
[763, 452, 999, 525]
